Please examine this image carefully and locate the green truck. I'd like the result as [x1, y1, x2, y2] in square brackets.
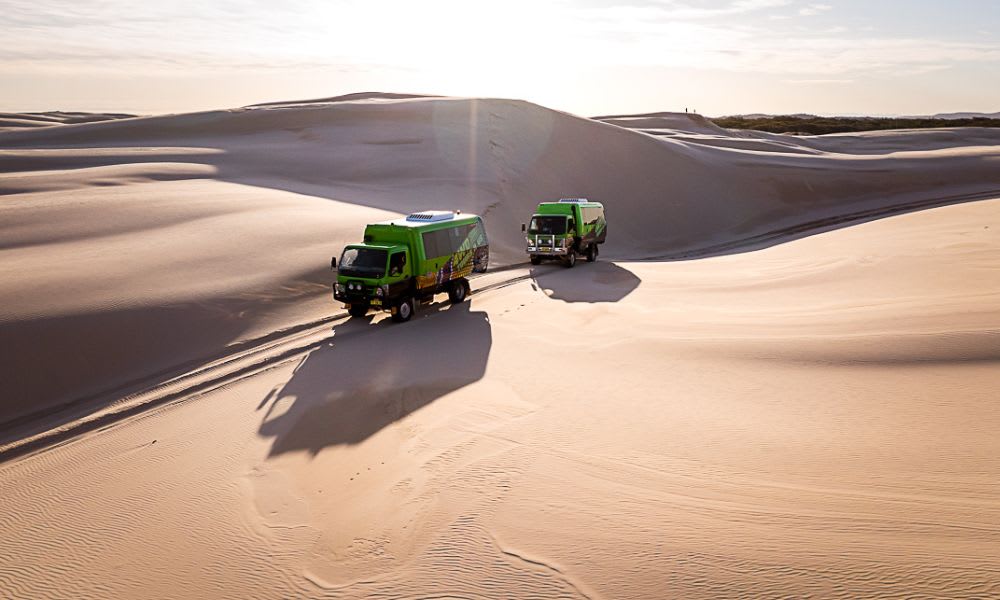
[522, 198, 607, 267]
[331, 211, 489, 322]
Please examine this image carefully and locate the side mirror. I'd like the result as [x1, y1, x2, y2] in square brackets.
[330, 256, 337, 270]
[521, 223, 526, 232]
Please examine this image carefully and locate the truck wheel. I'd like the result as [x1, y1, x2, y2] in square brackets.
[348, 303, 368, 318]
[585, 244, 598, 262]
[530, 255, 542, 265]
[564, 250, 577, 268]
[392, 296, 414, 322]
[448, 279, 469, 304]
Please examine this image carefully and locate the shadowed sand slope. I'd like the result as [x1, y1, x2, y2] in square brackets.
[1, 198, 998, 599]
[0, 180, 394, 430]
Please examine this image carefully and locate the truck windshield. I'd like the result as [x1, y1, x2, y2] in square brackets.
[339, 247, 387, 278]
[528, 216, 567, 235]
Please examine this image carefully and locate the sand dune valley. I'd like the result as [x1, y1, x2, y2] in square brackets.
[2, 93, 1000, 599]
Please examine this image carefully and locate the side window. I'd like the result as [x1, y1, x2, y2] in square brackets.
[423, 223, 483, 259]
[421, 232, 433, 259]
[422, 230, 445, 258]
[473, 218, 487, 245]
[449, 226, 464, 252]
[389, 252, 406, 276]
[582, 207, 601, 226]
[451, 223, 476, 251]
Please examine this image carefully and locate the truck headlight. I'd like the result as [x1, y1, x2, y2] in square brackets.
[335, 283, 345, 294]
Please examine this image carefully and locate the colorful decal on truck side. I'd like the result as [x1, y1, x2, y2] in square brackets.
[416, 219, 489, 290]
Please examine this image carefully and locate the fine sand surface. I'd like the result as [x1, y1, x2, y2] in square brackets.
[1, 95, 999, 598]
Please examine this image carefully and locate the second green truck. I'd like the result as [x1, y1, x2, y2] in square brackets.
[523, 198, 607, 267]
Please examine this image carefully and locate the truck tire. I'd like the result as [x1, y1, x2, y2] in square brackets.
[448, 278, 469, 304]
[392, 296, 414, 322]
[530, 255, 542, 265]
[564, 250, 577, 268]
[473, 247, 489, 273]
[348, 303, 368, 318]
[585, 244, 598, 262]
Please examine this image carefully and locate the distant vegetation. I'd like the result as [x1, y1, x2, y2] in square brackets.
[712, 115, 1000, 135]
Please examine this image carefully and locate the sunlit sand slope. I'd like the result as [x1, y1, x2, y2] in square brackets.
[1, 197, 998, 598]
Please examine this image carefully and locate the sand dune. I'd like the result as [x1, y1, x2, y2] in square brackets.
[4, 96, 998, 428]
[0, 111, 135, 130]
[1, 95, 999, 598]
[248, 91, 440, 108]
[596, 111, 732, 135]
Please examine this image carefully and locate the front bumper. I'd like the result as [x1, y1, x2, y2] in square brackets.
[527, 246, 568, 256]
[333, 285, 382, 307]
[336, 296, 385, 311]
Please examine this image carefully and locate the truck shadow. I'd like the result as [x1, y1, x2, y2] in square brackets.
[257, 300, 491, 457]
[529, 260, 641, 303]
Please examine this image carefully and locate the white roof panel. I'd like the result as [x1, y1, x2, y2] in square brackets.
[406, 210, 456, 223]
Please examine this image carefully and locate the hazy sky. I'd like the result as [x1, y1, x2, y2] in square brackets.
[2, 0, 998, 116]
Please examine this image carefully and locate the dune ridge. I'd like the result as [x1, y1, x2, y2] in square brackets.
[0, 111, 135, 130]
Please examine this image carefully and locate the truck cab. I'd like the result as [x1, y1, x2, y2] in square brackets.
[335, 243, 411, 315]
[332, 211, 489, 322]
[523, 198, 606, 267]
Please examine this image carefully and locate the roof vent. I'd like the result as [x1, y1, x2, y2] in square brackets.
[558, 198, 588, 204]
[406, 210, 456, 223]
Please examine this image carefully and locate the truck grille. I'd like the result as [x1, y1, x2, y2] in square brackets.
[344, 281, 368, 298]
